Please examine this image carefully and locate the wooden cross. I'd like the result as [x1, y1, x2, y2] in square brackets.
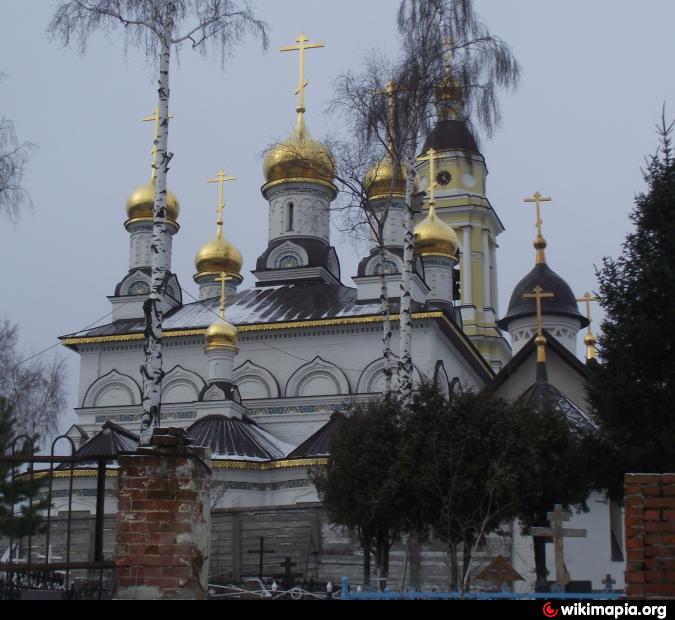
[247, 537, 276, 581]
[524, 191, 552, 239]
[602, 573, 616, 592]
[523, 285, 554, 338]
[214, 272, 231, 320]
[208, 169, 236, 232]
[280, 33, 325, 115]
[417, 147, 439, 204]
[276, 556, 303, 589]
[531, 504, 587, 588]
[142, 107, 174, 176]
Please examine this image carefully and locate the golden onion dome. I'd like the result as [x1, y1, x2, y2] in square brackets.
[364, 157, 407, 200]
[126, 178, 180, 223]
[263, 122, 335, 185]
[195, 235, 243, 277]
[414, 205, 458, 257]
[204, 317, 238, 351]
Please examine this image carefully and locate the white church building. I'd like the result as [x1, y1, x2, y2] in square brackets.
[56, 37, 625, 592]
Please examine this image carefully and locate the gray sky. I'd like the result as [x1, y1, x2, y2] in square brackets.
[1, 1, 674, 432]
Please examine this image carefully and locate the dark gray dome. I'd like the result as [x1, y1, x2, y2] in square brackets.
[497, 263, 589, 330]
[421, 119, 480, 155]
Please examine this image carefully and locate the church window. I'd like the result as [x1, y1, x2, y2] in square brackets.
[278, 253, 300, 269]
[373, 259, 399, 275]
[286, 202, 294, 232]
[128, 280, 150, 296]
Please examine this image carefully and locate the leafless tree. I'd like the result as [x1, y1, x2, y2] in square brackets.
[0, 321, 67, 444]
[48, 0, 268, 443]
[0, 75, 36, 224]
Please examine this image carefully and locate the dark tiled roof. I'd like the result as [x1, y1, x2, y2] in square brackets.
[286, 412, 344, 459]
[421, 119, 480, 155]
[497, 263, 589, 330]
[519, 380, 597, 433]
[61, 283, 433, 340]
[58, 422, 138, 469]
[186, 415, 292, 461]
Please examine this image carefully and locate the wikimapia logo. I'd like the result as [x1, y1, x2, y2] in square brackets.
[542, 603, 667, 620]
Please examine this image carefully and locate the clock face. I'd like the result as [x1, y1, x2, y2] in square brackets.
[436, 170, 452, 186]
[128, 280, 150, 296]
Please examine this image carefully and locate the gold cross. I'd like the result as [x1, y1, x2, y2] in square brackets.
[523, 285, 554, 337]
[280, 33, 325, 117]
[215, 272, 231, 320]
[417, 147, 439, 204]
[374, 80, 398, 151]
[142, 107, 174, 177]
[208, 170, 236, 231]
[576, 292, 598, 324]
[524, 191, 552, 239]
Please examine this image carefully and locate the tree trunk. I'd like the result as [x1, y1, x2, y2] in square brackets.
[461, 535, 474, 597]
[398, 149, 416, 407]
[448, 542, 459, 591]
[140, 2, 176, 445]
[376, 540, 390, 591]
[534, 532, 549, 592]
[379, 243, 393, 395]
[362, 538, 371, 586]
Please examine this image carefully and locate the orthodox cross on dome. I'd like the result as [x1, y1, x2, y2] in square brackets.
[208, 169, 236, 240]
[142, 107, 174, 179]
[215, 272, 232, 321]
[417, 147, 439, 205]
[523, 285, 554, 364]
[531, 504, 587, 589]
[374, 80, 398, 152]
[280, 33, 325, 125]
[524, 191, 552, 264]
[577, 291, 599, 361]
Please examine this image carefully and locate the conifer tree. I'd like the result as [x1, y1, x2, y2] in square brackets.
[587, 117, 675, 499]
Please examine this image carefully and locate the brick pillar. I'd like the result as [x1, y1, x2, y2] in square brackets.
[115, 428, 211, 600]
[624, 473, 675, 599]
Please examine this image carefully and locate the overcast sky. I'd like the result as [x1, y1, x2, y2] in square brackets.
[1, 1, 674, 432]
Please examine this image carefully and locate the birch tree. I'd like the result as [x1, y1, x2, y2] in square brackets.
[48, 0, 268, 443]
[394, 0, 520, 406]
[0, 75, 35, 223]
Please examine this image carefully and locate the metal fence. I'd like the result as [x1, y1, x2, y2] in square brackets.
[0, 434, 116, 600]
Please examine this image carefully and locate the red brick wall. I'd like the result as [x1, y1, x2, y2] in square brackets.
[624, 473, 675, 599]
[115, 430, 211, 600]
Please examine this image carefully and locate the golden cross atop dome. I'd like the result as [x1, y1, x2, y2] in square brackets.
[417, 147, 439, 205]
[576, 292, 598, 323]
[280, 33, 325, 124]
[208, 170, 236, 238]
[374, 80, 399, 153]
[577, 292, 599, 361]
[524, 285, 554, 363]
[215, 272, 232, 320]
[142, 107, 174, 178]
[524, 191, 552, 239]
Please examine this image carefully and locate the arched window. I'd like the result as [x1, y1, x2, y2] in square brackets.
[286, 202, 294, 232]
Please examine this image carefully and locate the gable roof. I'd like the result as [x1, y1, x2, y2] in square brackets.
[491, 330, 588, 391]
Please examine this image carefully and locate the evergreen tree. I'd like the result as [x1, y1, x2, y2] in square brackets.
[587, 117, 675, 500]
[0, 397, 47, 542]
[312, 399, 405, 588]
[400, 382, 533, 594]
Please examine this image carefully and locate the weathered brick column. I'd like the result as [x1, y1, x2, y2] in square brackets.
[624, 473, 675, 599]
[115, 428, 211, 600]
